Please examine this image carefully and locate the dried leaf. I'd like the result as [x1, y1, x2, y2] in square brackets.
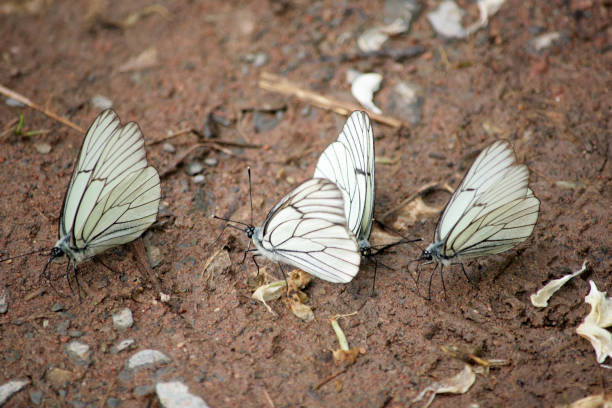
[412, 365, 476, 408]
[531, 260, 588, 308]
[465, 0, 506, 35]
[288, 269, 312, 292]
[332, 348, 360, 366]
[118, 47, 158, 73]
[576, 280, 612, 364]
[427, 0, 467, 39]
[288, 298, 314, 322]
[350, 73, 383, 114]
[562, 394, 612, 408]
[252, 281, 286, 315]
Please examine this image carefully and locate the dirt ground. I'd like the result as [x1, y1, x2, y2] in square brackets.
[1, 0, 611, 407]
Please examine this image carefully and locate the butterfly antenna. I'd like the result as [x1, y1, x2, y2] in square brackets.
[247, 167, 254, 226]
[212, 215, 250, 229]
[0, 248, 47, 262]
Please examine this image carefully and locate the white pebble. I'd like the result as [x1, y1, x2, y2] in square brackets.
[112, 308, 133, 330]
[156, 381, 209, 408]
[127, 350, 171, 370]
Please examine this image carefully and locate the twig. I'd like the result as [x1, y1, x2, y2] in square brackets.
[259, 72, 403, 128]
[314, 369, 348, 390]
[0, 84, 85, 133]
[262, 387, 275, 408]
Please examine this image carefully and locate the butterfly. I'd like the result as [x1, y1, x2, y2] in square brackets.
[314, 111, 375, 254]
[314, 111, 410, 292]
[42, 109, 161, 292]
[216, 175, 361, 283]
[417, 140, 540, 297]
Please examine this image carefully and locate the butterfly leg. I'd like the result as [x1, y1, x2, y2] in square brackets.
[460, 263, 476, 288]
[240, 240, 252, 264]
[251, 253, 261, 277]
[426, 263, 439, 301]
[72, 263, 84, 301]
[439, 265, 447, 300]
[276, 262, 289, 295]
[370, 256, 378, 297]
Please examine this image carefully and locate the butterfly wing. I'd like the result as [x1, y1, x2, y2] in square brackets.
[435, 141, 539, 260]
[255, 178, 360, 283]
[60, 109, 160, 257]
[314, 111, 374, 245]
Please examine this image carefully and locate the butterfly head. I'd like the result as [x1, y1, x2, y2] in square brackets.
[245, 225, 255, 239]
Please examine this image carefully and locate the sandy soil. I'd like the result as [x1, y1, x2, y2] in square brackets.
[1, 0, 611, 407]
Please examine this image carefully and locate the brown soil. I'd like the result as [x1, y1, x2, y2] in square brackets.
[1, 0, 611, 407]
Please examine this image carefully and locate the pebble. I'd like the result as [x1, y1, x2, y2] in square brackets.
[0, 292, 7, 314]
[29, 390, 43, 405]
[162, 143, 176, 153]
[112, 308, 133, 330]
[112, 339, 136, 354]
[106, 397, 122, 408]
[146, 245, 163, 268]
[69, 330, 85, 338]
[66, 341, 91, 366]
[203, 157, 218, 167]
[193, 174, 206, 184]
[186, 162, 204, 176]
[35, 142, 52, 154]
[5, 97, 25, 107]
[156, 381, 210, 408]
[126, 350, 172, 370]
[91, 95, 113, 110]
[46, 368, 72, 389]
[51, 302, 64, 312]
[253, 111, 280, 133]
[134, 385, 155, 398]
[386, 81, 424, 126]
[528, 31, 567, 54]
[245, 52, 268, 67]
[0, 379, 29, 405]
[55, 320, 71, 336]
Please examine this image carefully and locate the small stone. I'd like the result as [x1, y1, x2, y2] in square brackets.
[162, 143, 176, 153]
[126, 350, 171, 370]
[386, 81, 424, 126]
[66, 341, 91, 366]
[146, 245, 163, 268]
[203, 157, 218, 167]
[0, 379, 30, 405]
[112, 339, 136, 354]
[106, 397, 122, 408]
[69, 330, 85, 338]
[156, 381, 210, 408]
[5, 98, 25, 107]
[51, 302, 64, 312]
[193, 174, 206, 184]
[91, 95, 113, 110]
[253, 111, 280, 133]
[55, 320, 71, 335]
[35, 142, 52, 154]
[245, 52, 268, 67]
[528, 31, 567, 54]
[29, 390, 43, 405]
[134, 385, 155, 398]
[185, 162, 204, 176]
[0, 292, 7, 314]
[46, 368, 72, 389]
[112, 308, 133, 330]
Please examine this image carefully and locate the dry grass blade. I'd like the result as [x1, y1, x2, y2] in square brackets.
[258, 72, 403, 128]
[0, 84, 84, 133]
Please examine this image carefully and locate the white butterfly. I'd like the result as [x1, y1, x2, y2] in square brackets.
[42, 109, 161, 287]
[314, 111, 375, 256]
[419, 140, 540, 293]
[219, 177, 361, 283]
